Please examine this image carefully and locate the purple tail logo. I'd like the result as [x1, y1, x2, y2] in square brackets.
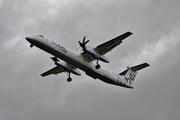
[124, 74, 135, 84]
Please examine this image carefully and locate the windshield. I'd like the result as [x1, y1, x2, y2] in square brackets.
[37, 35, 44, 37]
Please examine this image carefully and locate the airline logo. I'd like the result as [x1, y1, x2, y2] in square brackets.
[52, 41, 67, 53]
[124, 74, 135, 84]
[117, 73, 135, 85]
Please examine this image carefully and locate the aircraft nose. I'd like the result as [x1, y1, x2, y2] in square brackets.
[25, 37, 35, 43]
[25, 37, 31, 42]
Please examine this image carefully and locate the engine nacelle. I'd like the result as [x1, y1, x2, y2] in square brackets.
[84, 45, 109, 63]
[55, 61, 81, 76]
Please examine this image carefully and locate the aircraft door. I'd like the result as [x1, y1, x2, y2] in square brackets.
[45, 38, 49, 45]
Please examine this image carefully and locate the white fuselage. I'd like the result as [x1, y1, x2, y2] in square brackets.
[26, 35, 133, 88]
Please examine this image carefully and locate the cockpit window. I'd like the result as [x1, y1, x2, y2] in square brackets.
[37, 35, 44, 37]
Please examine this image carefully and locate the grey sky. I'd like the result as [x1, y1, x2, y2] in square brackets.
[0, 0, 180, 120]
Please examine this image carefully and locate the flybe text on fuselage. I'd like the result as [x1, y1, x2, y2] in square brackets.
[52, 41, 67, 53]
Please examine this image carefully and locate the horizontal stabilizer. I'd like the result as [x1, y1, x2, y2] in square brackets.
[119, 63, 150, 75]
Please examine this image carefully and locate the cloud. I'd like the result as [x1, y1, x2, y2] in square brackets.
[0, 0, 180, 120]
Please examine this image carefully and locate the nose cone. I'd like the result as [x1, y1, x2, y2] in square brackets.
[25, 37, 32, 42]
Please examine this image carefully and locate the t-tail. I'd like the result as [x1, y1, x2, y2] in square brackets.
[119, 63, 150, 88]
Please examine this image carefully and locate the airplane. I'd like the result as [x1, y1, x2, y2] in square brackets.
[25, 32, 149, 88]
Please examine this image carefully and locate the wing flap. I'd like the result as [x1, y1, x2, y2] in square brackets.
[41, 66, 65, 77]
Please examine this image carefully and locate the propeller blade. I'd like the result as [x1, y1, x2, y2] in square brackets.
[49, 61, 54, 66]
[83, 36, 86, 43]
[84, 40, 89, 45]
[78, 36, 90, 49]
[76, 47, 80, 50]
[50, 56, 59, 62]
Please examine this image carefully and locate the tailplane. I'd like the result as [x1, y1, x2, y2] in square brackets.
[119, 63, 150, 87]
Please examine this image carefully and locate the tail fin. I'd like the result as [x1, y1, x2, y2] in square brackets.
[119, 63, 150, 87]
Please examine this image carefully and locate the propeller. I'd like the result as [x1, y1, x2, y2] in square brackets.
[50, 56, 59, 62]
[78, 36, 90, 49]
[49, 56, 59, 66]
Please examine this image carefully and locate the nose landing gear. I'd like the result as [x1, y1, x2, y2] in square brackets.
[30, 44, 33, 48]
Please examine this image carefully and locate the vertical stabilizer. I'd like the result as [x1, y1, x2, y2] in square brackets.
[124, 67, 137, 85]
[119, 63, 150, 87]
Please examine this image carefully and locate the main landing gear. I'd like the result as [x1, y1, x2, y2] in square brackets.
[95, 64, 100, 69]
[67, 72, 72, 82]
[95, 59, 101, 69]
[50, 56, 72, 82]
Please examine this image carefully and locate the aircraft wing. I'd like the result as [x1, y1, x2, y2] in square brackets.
[94, 32, 132, 55]
[41, 66, 65, 77]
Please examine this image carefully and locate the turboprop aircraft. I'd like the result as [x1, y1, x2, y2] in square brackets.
[26, 32, 149, 88]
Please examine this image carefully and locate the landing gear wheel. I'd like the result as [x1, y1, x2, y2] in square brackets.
[30, 44, 33, 48]
[95, 64, 100, 69]
[95, 59, 101, 69]
[67, 72, 72, 82]
[67, 77, 72, 82]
